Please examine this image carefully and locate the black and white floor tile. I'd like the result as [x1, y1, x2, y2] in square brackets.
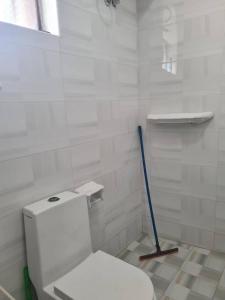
[118, 235, 225, 300]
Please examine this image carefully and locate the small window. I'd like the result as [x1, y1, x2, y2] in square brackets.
[0, 0, 59, 35]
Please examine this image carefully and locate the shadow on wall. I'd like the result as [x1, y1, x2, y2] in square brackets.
[137, 0, 154, 19]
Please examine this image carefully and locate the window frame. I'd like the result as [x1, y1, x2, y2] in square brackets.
[35, 0, 44, 31]
[0, 0, 59, 35]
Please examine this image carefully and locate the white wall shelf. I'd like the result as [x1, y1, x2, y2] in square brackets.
[147, 112, 214, 125]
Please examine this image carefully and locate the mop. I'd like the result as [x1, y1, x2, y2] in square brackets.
[138, 126, 178, 260]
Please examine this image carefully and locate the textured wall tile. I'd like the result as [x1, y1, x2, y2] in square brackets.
[96, 171, 117, 213]
[157, 217, 182, 241]
[149, 128, 183, 160]
[120, 100, 139, 131]
[151, 159, 183, 191]
[94, 59, 113, 98]
[0, 44, 20, 81]
[214, 232, 225, 252]
[100, 137, 115, 172]
[62, 0, 97, 12]
[26, 102, 69, 153]
[181, 225, 214, 249]
[0, 157, 33, 197]
[125, 190, 142, 213]
[126, 162, 142, 193]
[215, 202, 225, 234]
[151, 187, 182, 222]
[19, 46, 64, 101]
[32, 148, 73, 199]
[104, 198, 142, 249]
[103, 229, 127, 256]
[139, 22, 183, 64]
[126, 215, 143, 245]
[66, 100, 99, 144]
[62, 53, 95, 96]
[184, 11, 225, 56]
[114, 24, 137, 52]
[114, 62, 138, 98]
[113, 25, 137, 62]
[115, 165, 131, 201]
[218, 94, 225, 129]
[138, 0, 184, 30]
[148, 96, 183, 114]
[91, 13, 113, 59]
[182, 164, 216, 199]
[114, 162, 141, 209]
[71, 141, 101, 183]
[116, 2, 137, 28]
[139, 62, 183, 98]
[0, 252, 25, 299]
[216, 163, 225, 200]
[0, 21, 59, 50]
[98, 102, 121, 137]
[0, 52, 17, 96]
[59, 1, 92, 38]
[0, 212, 25, 254]
[122, 0, 137, 15]
[58, 1, 93, 55]
[62, 53, 94, 81]
[104, 207, 127, 241]
[182, 93, 219, 130]
[184, 0, 225, 17]
[113, 133, 139, 164]
[218, 130, 225, 162]
[183, 54, 223, 93]
[182, 128, 217, 166]
[0, 102, 28, 161]
[181, 196, 215, 230]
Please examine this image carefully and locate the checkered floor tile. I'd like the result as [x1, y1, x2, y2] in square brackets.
[118, 235, 225, 300]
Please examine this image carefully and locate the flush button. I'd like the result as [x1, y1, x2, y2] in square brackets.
[48, 197, 60, 202]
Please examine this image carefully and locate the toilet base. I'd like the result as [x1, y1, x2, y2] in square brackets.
[139, 247, 179, 261]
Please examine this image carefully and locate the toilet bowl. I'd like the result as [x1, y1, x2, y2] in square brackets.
[23, 191, 156, 300]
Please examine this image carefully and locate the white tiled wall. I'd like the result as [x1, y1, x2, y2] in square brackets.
[0, 1, 140, 298]
[138, 0, 225, 253]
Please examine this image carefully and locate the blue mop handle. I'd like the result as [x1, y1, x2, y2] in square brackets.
[138, 126, 160, 251]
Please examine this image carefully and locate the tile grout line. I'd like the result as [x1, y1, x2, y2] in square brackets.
[160, 244, 194, 300]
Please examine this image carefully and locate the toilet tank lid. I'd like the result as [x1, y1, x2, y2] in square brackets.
[23, 191, 82, 217]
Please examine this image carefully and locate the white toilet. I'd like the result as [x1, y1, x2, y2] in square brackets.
[23, 191, 156, 300]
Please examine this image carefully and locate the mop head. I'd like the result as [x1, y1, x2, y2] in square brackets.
[140, 247, 179, 261]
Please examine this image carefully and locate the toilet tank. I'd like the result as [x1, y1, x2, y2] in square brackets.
[23, 191, 92, 290]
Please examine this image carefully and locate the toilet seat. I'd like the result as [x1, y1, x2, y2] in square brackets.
[51, 250, 155, 300]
